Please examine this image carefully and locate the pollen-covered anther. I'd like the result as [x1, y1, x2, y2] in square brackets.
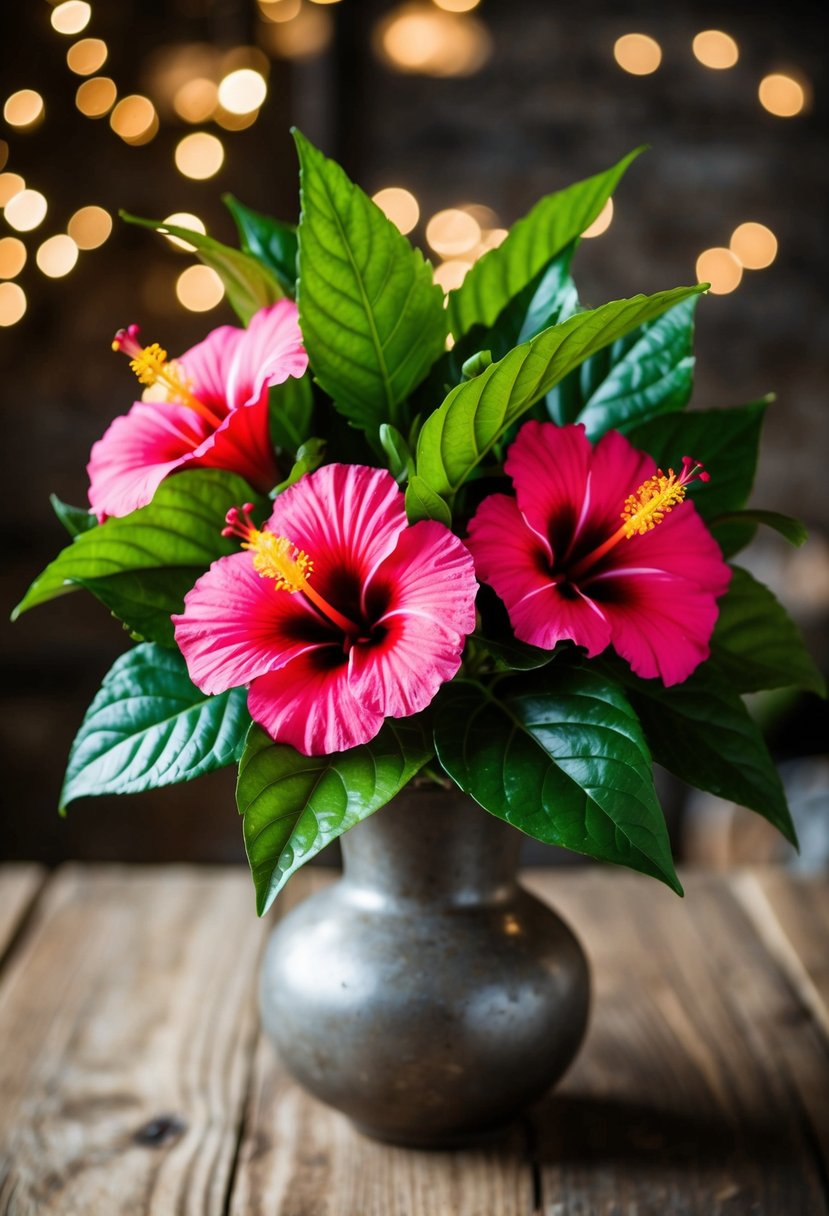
[111, 323, 223, 428]
[621, 471, 688, 538]
[246, 532, 314, 594]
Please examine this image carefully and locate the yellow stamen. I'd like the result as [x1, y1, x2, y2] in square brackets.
[621, 471, 687, 537]
[121, 338, 223, 428]
[244, 529, 361, 636]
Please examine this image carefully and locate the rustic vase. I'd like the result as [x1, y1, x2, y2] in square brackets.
[258, 787, 590, 1147]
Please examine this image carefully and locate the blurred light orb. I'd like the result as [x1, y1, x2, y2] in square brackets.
[0, 282, 26, 327]
[613, 33, 662, 76]
[214, 106, 260, 131]
[4, 189, 48, 233]
[308, 0, 343, 5]
[426, 209, 481, 257]
[433, 0, 480, 10]
[372, 187, 420, 235]
[461, 202, 499, 230]
[433, 259, 473, 292]
[258, 0, 302, 22]
[176, 264, 225, 311]
[0, 141, 7, 171]
[376, 5, 492, 77]
[730, 222, 777, 270]
[759, 73, 806, 117]
[217, 68, 268, 115]
[264, 6, 334, 58]
[76, 76, 117, 118]
[582, 197, 614, 239]
[474, 227, 508, 256]
[110, 95, 159, 145]
[36, 234, 79, 278]
[51, 1, 92, 35]
[0, 237, 27, 279]
[68, 205, 112, 249]
[696, 247, 742, 295]
[220, 45, 271, 75]
[692, 30, 738, 70]
[4, 90, 45, 129]
[173, 77, 218, 123]
[175, 132, 225, 180]
[0, 173, 25, 207]
[67, 38, 108, 75]
[161, 212, 207, 252]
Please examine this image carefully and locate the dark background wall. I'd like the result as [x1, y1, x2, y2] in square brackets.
[1, 0, 826, 864]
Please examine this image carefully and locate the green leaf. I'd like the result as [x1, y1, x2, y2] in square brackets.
[237, 718, 432, 914]
[447, 147, 643, 338]
[711, 566, 825, 696]
[378, 423, 413, 483]
[223, 194, 298, 295]
[626, 400, 767, 523]
[414, 284, 705, 511]
[73, 568, 200, 646]
[471, 632, 555, 671]
[710, 510, 807, 549]
[545, 295, 697, 437]
[405, 474, 452, 526]
[272, 437, 326, 496]
[13, 470, 268, 629]
[61, 644, 249, 810]
[294, 128, 447, 434]
[620, 663, 797, 846]
[50, 494, 96, 538]
[434, 671, 681, 893]
[121, 211, 284, 324]
[269, 373, 314, 456]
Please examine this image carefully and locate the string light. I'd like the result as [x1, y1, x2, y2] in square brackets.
[213, 107, 260, 131]
[161, 213, 207, 252]
[173, 78, 218, 123]
[50, 1, 92, 36]
[730, 222, 777, 270]
[76, 77, 117, 118]
[67, 205, 112, 249]
[0, 173, 26, 207]
[0, 237, 27, 279]
[174, 132, 225, 179]
[217, 68, 268, 115]
[613, 33, 662, 76]
[696, 247, 742, 295]
[4, 189, 48, 233]
[176, 265, 225, 311]
[376, 6, 492, 76]
[582, 197, 614, 239]
[372, 187, 420, 235]
[36, 234, 79, 278]
[426, 208, 481, 257]
[110, 95, 159, 145]
[433, 259, 473, 292]
[3, 90, 45, 129]
[692, 30, 739, 70]
[66, 38, 108, 76]
[758, 73, 806, 117]
[0, 282, 26, 326]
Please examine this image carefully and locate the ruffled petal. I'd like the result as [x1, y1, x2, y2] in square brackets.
[178, 325, 245, 413]
[248, 655, 384, 755]
[225, 300, 308, 409]
[188, 392, 278, 492]
[598, 497, 732, 597]
[505, 421, 591, 560]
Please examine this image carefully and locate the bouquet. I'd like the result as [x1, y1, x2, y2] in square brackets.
[14, 131, 823, 913]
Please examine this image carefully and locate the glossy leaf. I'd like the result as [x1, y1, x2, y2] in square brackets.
[73, 568, 200, 646]
[379, 423, 413, 483]
[50, 494, 96, 538]
[237, 719, 432, 914]
[710, 509, 807, 550]
[405, 474, 452, 526]
[272, 438, 326, 497]
[434, 671, 681, 893]
[223, 194, 298, 294]
[269, 373, 314, 456]
[294, 129, 447, 434]
[447, 148, 643, 338]
[61, 644, 249, 810]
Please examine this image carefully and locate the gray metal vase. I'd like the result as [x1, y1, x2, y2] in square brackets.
[259, 788, 590, 1147]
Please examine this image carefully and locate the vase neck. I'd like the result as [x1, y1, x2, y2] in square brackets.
[340, 788, 521, 907]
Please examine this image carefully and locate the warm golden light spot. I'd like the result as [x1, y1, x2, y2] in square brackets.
[460, 202, 499, 230]
[161, 212, 207, 252]
[696, 247, 742, 295]
[730, 222, 777, 270]
[613, 33, 662, 76]
[0, 282, 26, 327]
[433, 259, 473, 292]
[264, 6, 334, 58]
[174, 132, 225, 180]
[36, 234, 79, 278]
[221, 45, 271, 75]
[426, 209, 481, 257]
[76, 76, 117, 118]
[3, 90, 45, 129]
[173, 77, 218, 123]
[433, 0, 480, 10]
[217, 68, 268, 115]
[372, 187, 420, 235]
[759, 73, 806, 117]
[472, 227, 508, 258]
[214, 106, 261, 131]
[176, 264, 226, 311]
[66, 37, 108, 75]
[0, 237, 27, 279]
[692, 30, 738, 70]
[582, 197, 614, 239]
[0, 141, 8, 172]
[376, 5, 492, 76]
[4, 189, 48, 233]
[51, 1, 92, 35]
[258, 0, 302, 22]
[110, 95, 159, 145]
[0, 173, 25, 207]
[68, 205, 112, 249]
[308, 0, 343, 5]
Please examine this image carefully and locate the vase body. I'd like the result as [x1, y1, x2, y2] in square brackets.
[259, 789, 590, 1147]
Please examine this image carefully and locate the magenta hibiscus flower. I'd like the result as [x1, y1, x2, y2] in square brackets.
[467, 421, 731, 686]
[87, 300, 308, 520]
[173, 464, 478, 755]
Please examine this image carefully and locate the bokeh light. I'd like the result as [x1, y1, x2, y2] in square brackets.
[4, 189, 48, 233]
[36, 234, 79, 278]
[263, 6, 334, 58]
[174, 132, 225, 179]
[613, 33, 662, 76]
[0, 238, 27, 280]
[730, 222, 778, 270]
[376, 5, 492, 76]
[692, 30, 739, 70]
[217, 68, 268, 114]
[214, 106, 261, 131]
[258, 0, 302, 22]
[161, 212, 207, 252]
[426, 209, 481, 257]
[433, 260, 473, 292]
[758, 73, 806, 117]
[3, 90, 45, 129]
[696, 247, 742, 295]
[50, 1, 92, 35]
[0, 173, 26, 207]
[372, 187, 420, 235]
[582, 197, 614, 239]
[76, 77, 117, 118]
[433, 0, 480, 10]
[66, 37, 108, 75]
[67, 205, 112, 249]
[173, 78, 218, 123]
[110, 95, 159, 145]
[0, 282, 26, 327]
[176, 265, 225, 311]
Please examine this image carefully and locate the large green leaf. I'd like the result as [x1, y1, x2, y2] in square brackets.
[61, 644, 249, 810]
[294, 128, 447, 434]
[269, 373, 314, 456]
[447, 148, 643, 338]
[434, 671, 681, 893]
[121, 212, 285, 324]
[545, 295, 697, 437]
[711, 566, 825, 696]
[50, 494, 97, 539]
[223, 194, 298, 295]
[13, 470, 268, 636]
[619, 664, 797, 845]
[412, 284, 705, 517]
[237, 719, 432, 914]
[710, 509, 807, 555]
[74, 568, 201, 646]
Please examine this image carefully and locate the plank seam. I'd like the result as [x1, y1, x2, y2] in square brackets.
[0, 867, 49, 985]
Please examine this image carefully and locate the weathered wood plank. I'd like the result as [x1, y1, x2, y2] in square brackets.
[524, 870, 829, 1216]
[0, 865, 45, 962]
[0, 865, 267, 1216]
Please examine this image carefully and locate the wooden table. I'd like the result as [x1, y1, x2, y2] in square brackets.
[0, 865, 827, 1215]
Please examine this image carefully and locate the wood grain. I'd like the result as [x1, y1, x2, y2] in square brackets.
[0, 866, 44, 963]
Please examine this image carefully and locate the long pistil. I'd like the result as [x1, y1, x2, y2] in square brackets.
[112, 324, 224, 429]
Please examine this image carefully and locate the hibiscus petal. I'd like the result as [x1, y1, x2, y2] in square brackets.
[188, 392, 278, 493]
[505, 421, 592, 560]
[600, 498, 732, 597]
[248, 655, 384, 755]
[225, 300, 308, 410]
[178, 325, 245, 412]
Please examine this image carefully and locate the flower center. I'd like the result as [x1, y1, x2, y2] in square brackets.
[112, 323, 224, 429]
[568, 456, 710, 581]
[223, 503, 362, 638]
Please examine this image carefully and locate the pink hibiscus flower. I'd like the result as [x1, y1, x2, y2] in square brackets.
[173, 464, 478, 755]
[467, 420, 731, 686]
[87, 300, 308, 520]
